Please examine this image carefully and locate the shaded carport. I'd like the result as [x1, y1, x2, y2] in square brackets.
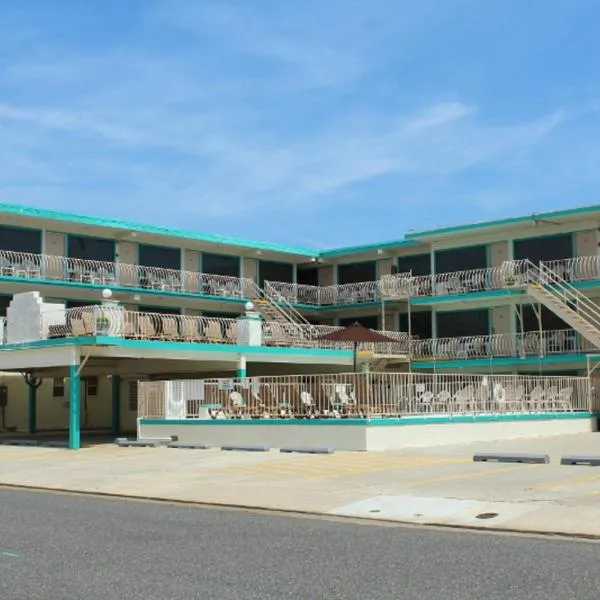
[0, 337, 354, 449]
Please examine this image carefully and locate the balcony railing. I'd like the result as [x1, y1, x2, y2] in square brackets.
[411, 328, 594, 361]
[0, 249, 253, 300]
[138, 371, 588, 420]
[3, 247, 600, 309]
[36, 304, 410, 354]
[541, 256, 600, 283]
[265, 280, 384, 306]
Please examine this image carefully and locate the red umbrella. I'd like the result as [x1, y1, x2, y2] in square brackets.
[312, 322, 398, 371]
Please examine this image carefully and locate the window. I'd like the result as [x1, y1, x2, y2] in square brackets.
[202, 253, 240, 278]
[138, 306, 181, 315]
[0, 225, 42, 254]
[339, 315, 379, 329]
[399, 311, 432, 339]
[513, 234, 573, 264]
[259, 261, 294, 288]
[128, 381, 138, 412]
[297, 267, 319, 286]
[397, 254, 431, 276]
[435, 245, 487, 274]
[83, 376, 98, 396]
[68, 236, 115, 263]
[436, 309, 489, 338]
[337, 262, 377, 285]
[52, 378, 65, 398]
[518, 305, 568, 332]
[0, 295, 11, 317]
[201, 311, 240, 319]
[138, 244, 181, 270]
[66, 300, 93, 309]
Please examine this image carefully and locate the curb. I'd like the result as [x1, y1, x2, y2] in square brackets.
[0, 482, 598, 542]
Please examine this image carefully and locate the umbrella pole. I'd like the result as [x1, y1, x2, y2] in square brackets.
[353, 341, 357, 372]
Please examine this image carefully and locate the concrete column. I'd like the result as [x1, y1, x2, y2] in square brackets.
[237, 355, 247, 379]
[69, 364, 81, 450]
[111, 375, 121, 436]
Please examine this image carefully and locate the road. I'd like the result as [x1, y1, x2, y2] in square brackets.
[0, 488, 598, 600]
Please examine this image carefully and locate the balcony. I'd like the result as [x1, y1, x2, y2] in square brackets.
[265, 277, 412, 307]
[29, 304, 410, 354]
[411, 328, 593, 361]
[0, 250, 253, 301]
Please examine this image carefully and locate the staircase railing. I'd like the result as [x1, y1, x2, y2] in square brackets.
[508, 258, 600, 335]
[254, 282, 316, 339]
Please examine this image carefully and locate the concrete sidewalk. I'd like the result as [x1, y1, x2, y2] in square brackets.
[1, 433, 600, 537]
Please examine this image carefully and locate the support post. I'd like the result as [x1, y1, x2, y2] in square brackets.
[111, 375, 121, 436]
[68, 364, 81, 450]
[237, 355, 247, 379]
[23, 374, 43, 435]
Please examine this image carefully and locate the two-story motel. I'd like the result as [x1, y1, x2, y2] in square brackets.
[0, 201, 599, 447]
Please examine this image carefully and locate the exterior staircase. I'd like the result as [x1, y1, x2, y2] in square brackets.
[513, 259, 600, 349]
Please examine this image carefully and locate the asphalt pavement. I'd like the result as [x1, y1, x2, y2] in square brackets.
[0, 488, 598, 600]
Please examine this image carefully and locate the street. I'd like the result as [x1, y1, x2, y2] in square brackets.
[0, 488, 598, 600]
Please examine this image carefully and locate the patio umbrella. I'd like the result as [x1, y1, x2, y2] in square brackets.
[312, 321, 399, 372]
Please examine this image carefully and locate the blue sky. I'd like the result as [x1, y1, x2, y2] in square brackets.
[2, 1, 600, 249]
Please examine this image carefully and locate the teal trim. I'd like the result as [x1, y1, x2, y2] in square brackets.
[0, 275, 248, 305]
[111, 375, 121, 436]
[0, 335, 353, 359]
[405, 204, 600, 240]
[411, 353, 588, 370]
[140, 411, 592, 427]
[319, 240, 418, 258]
[68, 364, 80, 450]
[410, 288, 523, 306]
[0, 202, 316, 257]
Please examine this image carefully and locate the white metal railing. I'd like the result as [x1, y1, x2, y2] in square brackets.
[0, 316, 5, 345]
[542, 256, 600, 283]
[138, 371, 589, 420]
[0, 249, 251, 301]
[42, 305, 240, 344]
[411, 328, 594, 361]
[265, 280, 383, 306]
[260, 322, 410, 354]
[35, 304, 410, 354]
[508, 259, 600, 337]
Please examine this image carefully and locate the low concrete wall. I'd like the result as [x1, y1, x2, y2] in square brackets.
[139, 420, 368, 451]
[366, 414, 594, 450]
[139, 413, 595, 452]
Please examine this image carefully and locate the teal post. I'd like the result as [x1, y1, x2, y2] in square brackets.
[28, 385, 37, 434]
[68, 364, 81, 450]
[111, 375, 121, 436]
[23, 375, 42, 435]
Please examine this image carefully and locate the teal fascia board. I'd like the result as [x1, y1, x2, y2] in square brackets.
[0, 202, 316, 257]
[405, 204, 600, 240]
[410, 288, 523, 306]
[140, 411, 592, 427]
[0, 336, 353, 358]
[319, 239, 419, 258]
[411, 353, 588, 370]
[0, 275, 248, 305]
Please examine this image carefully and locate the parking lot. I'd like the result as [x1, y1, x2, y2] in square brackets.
[2, 432, 600, 535]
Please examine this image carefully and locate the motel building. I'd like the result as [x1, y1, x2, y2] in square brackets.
[0, 202, 599, 450]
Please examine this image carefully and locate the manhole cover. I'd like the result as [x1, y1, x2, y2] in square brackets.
[475, 512, 499, 520]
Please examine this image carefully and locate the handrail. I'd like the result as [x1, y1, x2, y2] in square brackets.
[34, 303, 409, 353]
[411, 328, 592, 360]
[0, 249, 251, 301]
[511, 259, 600, 331]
